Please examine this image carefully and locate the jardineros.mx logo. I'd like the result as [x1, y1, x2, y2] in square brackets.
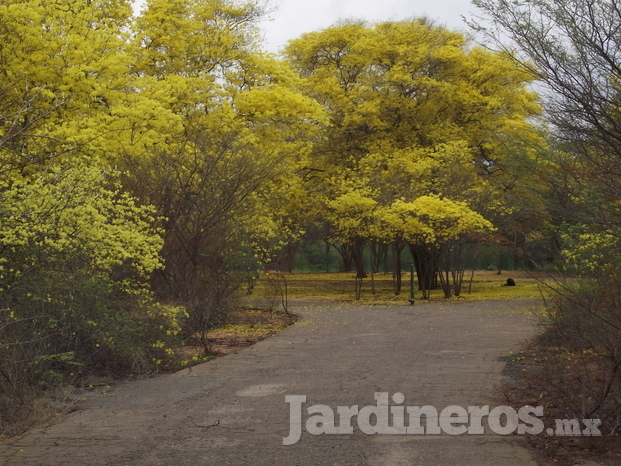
[283, 392, 602, 445]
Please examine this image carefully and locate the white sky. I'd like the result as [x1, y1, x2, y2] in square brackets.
[132, 0, 479, 54]
[260, 0, 478, 53]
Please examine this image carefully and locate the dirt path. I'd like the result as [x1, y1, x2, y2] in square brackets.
[0, 299, 541, 465]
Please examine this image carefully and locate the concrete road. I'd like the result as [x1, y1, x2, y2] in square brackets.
[0, 299, 541, 465]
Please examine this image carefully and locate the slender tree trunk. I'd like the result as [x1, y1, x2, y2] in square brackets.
[369, 242, 386, 295]
[380, 243, 389, 273]
[451, 243, 465, 297]
[370, 242, 376, 295]
[392, 241, 404, 295]
[352, 238, 367, 279]
[468, 269, 475, 294]
[355, 276, 363, 300]
[438, 246, 452, 298]
[279, 242, 298, 272]
[497, 248, 503, 275]
[325, 241, 331, 273]
[351, 238, 367, 300]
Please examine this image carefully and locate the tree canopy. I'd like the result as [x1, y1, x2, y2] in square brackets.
[284, 19, 543, 296]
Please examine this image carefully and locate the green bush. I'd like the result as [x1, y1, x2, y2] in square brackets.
[0, 161, 184, 431]
[0, 268, 185, 428]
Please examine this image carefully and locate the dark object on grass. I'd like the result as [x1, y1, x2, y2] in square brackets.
[501, 278, 516, 287]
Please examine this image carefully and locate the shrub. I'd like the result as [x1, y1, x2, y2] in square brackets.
[0, 160, 184, 431]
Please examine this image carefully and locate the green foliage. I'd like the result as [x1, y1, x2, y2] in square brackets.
[0, 268, 186, 425]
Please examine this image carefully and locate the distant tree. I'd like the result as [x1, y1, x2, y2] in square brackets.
[285, 19, 542, 297]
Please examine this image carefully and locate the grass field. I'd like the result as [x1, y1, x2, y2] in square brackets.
[247, 270, 550, 305]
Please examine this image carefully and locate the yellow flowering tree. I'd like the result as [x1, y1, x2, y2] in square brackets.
[284, 20, 542, 294]
[0, 160, 184, 422]
[0, 0, 187, 422]
[382, 197, 494, 298]
[325, 189, 379, 297]
[127, 0, 327, 336]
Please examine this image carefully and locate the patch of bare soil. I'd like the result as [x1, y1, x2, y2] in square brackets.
[501, 347, 621, 465]
[204, 336, 265, 356]
[199, 308, 297, 356]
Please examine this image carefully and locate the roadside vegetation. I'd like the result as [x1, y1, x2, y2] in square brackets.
[473, 0, 621, 460]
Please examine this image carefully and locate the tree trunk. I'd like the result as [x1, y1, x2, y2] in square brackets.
[352, 237, 367, 279]
[278, 242, 298, 273]
[325, 241, 331, 273]
[354, 276, 363, 300]
[334, 243, 354, 272]
[497, 248, 503, 275]
[451, 243, 466, 297]
[369, 242, 387, 295]
[409, 244, 439, 299]
[392, 241, 404, 295]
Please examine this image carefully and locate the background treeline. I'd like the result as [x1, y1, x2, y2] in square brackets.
[291, 240, 547, 274]
[1, 0, 620, 441]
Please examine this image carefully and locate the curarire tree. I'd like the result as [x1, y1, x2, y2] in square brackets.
[381, 196, 494, 298]
[284, 19, 543, 297]
[127, 0, 326, 340]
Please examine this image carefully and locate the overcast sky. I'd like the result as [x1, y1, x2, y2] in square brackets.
[260, 0, 478, 53]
